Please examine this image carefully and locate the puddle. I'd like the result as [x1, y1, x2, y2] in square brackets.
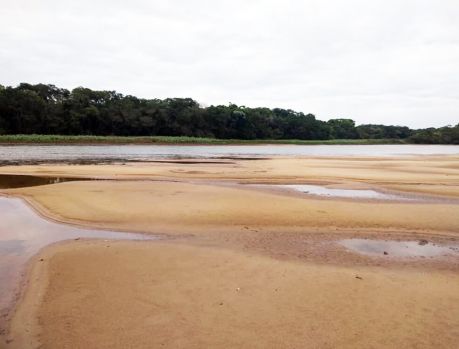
[0, 174, 86, 189]
[278, 184, 412, 201]
[339, 238, 459, 258]
[0, 196, 156, 332]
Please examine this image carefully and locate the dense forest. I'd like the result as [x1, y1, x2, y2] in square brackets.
[0, 83, 458, 143]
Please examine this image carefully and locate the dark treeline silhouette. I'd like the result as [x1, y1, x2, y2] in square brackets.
[0, 83, 458, 143]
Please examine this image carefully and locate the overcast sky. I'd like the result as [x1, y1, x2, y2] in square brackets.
[1, 0, 458, 128]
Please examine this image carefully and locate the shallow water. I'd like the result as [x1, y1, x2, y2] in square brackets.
[340, 239, 459, 258]
[0, 196, 155, 330]
[0, 174, 84, 189]
[0, 144, 458, 164]
[280, 184, 411, 200]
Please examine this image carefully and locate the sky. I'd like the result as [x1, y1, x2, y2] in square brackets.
[1, 0, 458, 128]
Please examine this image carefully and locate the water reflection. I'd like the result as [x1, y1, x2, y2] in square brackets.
[0, 240, 25, 255]
[340, 238, 459, 258]
[281, 184, 411, 200]
[0, 174, 83, 189]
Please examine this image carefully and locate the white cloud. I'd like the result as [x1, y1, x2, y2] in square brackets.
[1, 0, 458, 128]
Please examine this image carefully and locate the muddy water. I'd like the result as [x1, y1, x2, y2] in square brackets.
[340, 239, 459, 258]
[0, 174, 85, 189]
[0, 196, 155, 333]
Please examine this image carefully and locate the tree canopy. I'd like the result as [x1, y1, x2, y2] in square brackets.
[0, 83, 457, 144]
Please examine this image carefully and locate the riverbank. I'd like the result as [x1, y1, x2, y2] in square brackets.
[1, 155, 459, 348]
[0, 134, 405, 145]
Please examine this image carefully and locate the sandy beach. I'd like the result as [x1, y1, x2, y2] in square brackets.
[2, 155, 459, 348]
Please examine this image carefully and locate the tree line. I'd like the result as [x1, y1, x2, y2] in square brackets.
[0, 83, 457, 143]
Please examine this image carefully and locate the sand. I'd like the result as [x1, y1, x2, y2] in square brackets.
[9, 242, 459, 349]
[1, 155, 459, 196]
[2, 155, 459, 348]
[6, 180, 459, 235]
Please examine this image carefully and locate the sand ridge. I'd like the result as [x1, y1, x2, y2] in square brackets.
[7, 180, 459, 234]
[1, 155, 459, 196]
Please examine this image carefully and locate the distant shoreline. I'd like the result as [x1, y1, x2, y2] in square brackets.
[0, 135, 407, 145]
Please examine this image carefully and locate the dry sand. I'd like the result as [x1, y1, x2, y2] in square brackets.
[6, 180, 459, 235]
[2, 155, 459, 348]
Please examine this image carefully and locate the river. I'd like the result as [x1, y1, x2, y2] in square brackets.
[0, 144, 458, 163]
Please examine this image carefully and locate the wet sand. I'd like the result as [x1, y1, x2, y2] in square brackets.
[9, 242, 459, 349]
[1, 155, 459, 348]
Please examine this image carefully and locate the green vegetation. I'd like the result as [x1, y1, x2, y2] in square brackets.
[0, 83, 457, 144]
[0, 134, 406, 145]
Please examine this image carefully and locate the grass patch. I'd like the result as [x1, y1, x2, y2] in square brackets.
[0, 134, 407, 145]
